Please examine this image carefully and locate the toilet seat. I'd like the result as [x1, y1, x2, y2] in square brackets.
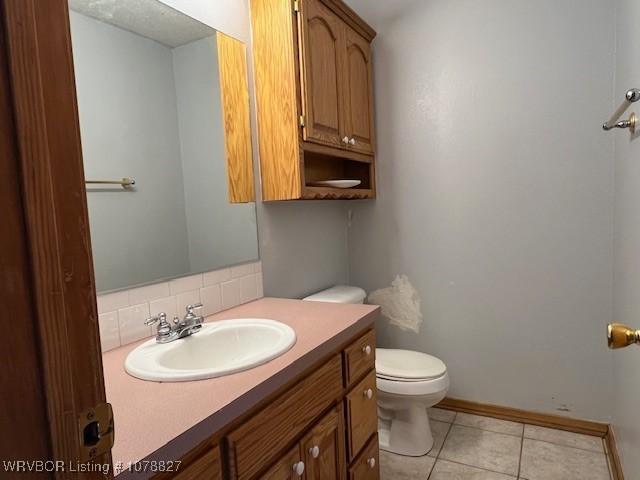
[376, 348, 447, 380]
[376, 348, 449, 396]
[377, 372, 449, 396]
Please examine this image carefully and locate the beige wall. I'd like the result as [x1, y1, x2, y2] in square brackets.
[347, 0, 616, 422]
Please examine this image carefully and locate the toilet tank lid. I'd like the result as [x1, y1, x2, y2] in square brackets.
[303, 285, 367, 304]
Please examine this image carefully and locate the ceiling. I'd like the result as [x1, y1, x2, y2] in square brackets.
[69, 0, 215, 48]
[345, 0, 419, 29]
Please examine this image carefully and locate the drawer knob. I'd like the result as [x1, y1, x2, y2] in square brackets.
[363, 388, 373, 399]
[342, 136, 350, 144]
[293, 461, 305, 476]
[309, 445, 320, 458]
[349, 138, 357, 146]
[362, 345, 372, 355]
[367, 457, 376, 469]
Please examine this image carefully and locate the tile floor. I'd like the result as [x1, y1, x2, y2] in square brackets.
[380, 408, 613, 480]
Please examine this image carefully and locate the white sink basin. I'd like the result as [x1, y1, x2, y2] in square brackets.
[124, 319, 296, 382]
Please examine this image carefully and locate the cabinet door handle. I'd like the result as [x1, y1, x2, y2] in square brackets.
[367, 457, 376, 469]
[309, 445, 320, 458]
[363, 388, 373, 399]
[362, 344, 372, 356]
[293, 461, 305, 476]
[349, 138, 356, 145]
[342, 136, 350, 144]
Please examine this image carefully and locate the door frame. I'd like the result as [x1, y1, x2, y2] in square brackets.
[1, 0, 111, 478]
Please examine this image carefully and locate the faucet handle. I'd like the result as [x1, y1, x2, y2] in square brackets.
[145, 312, 167, 326]
[185, 303, 203, 315]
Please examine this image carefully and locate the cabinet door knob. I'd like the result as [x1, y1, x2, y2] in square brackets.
[367, 457, 376, 469]
[293, 461, 305, 476]
[342, 136, 350, 144]
[349, 138, 356, 145]
[362, 345, 372, 355]
[309, 445, 320, 458]
[363, 388, 373, 399]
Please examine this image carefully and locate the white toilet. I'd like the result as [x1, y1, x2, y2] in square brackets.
[303, 285, 450, 457]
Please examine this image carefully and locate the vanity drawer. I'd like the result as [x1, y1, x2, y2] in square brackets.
[227, 355, 343, 480]
[345, 370, 378, 460]
[348, 434, 380, 480]
[343, 330, 376, 387]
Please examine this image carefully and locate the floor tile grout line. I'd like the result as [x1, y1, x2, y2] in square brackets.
[522, 436, 608, 455]
[436, 421, 521, 478]
[516, 424, 525, 479]
[449, 422, 528, 441]
[436, 419, 454, 459]
[438, 416, 605, 453]
[432, 457, 519, 478]
[427, 413, 455, 480]
[451, 422, 525, 438]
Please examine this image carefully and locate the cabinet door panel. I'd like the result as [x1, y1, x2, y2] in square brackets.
[302, 406, 346, 480]
[261, 445, 304, 480]
[348, 434, 379, 480]
[299, 0, 346, 148]
[344, 28, 374, 155]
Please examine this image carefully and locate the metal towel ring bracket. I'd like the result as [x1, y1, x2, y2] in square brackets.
[603, 88, 640, 132]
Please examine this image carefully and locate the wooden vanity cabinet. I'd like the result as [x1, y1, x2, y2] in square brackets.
[250, 0, 377, 201]
[153, 328, 378, 480]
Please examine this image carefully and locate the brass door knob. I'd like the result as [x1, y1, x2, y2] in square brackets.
[607, 323, 640, 349]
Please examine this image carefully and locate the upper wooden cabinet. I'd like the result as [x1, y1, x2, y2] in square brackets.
[251, 0, 376, 201]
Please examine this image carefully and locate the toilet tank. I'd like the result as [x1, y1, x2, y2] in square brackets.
[303, 285, 367, 304]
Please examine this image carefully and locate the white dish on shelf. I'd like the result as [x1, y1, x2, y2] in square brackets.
[309, 179, 362, 189]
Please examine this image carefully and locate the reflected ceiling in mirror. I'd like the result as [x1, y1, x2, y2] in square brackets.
[69, 0, 258, 294]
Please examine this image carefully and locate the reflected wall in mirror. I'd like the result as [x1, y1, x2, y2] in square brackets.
[69, 0, 258, 293]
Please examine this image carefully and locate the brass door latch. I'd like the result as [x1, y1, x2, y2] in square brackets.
[607, 323, 640, 349]
[78, 403, 115, 461]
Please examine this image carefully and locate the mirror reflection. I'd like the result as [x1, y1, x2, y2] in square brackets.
[69, 0, 258, 293]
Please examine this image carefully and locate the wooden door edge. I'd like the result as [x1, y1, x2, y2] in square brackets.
[1, 1, 110, 477]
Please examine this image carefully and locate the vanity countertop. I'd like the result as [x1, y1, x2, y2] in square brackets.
[103, 297, 379, 478]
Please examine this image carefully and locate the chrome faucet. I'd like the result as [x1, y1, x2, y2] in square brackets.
[145, 303, 204, 344]
[174, 303, 204, 339]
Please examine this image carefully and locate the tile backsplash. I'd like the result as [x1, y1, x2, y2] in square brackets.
[98, 261, 263, 352]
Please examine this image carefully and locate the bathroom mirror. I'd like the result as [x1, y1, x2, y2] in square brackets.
[68, 0, 259, 293]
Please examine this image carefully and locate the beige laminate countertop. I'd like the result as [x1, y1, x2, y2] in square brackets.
[103, 297, 379, 478]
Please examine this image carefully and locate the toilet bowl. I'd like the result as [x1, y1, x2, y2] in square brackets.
[303, 285, 450, 457]
[376, 348, 449, 456]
